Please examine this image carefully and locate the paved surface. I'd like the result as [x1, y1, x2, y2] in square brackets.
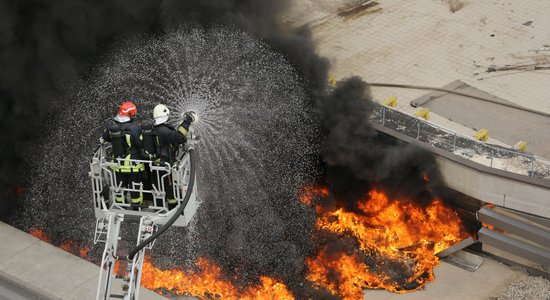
[365, 255, 525, 300]
[415, 80, 550, 159]
[0, 222, 166, 300]
[289, 0, 550, 159]
[0, 269, 56, 300]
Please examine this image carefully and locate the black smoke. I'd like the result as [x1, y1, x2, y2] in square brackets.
[1, 0, 452, 298]
[0, 0, 296, 214]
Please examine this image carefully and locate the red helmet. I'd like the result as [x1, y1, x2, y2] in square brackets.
[117, 102, 137, 118]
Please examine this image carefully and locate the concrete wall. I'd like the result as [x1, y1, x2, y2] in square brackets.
[437, 156, 550, 218]
[373, 124, 550, 219]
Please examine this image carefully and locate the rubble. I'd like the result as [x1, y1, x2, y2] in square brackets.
[498, 276, 550, 300]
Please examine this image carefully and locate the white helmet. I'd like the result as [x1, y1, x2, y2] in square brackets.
[153, 104, 170, 125]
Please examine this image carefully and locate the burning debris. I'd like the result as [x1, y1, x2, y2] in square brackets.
[28, 182, 469, 299]
[140, 257, 294, 299]
[301, 187, 468, 298]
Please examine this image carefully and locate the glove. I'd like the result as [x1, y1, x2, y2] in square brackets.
[99, 137, 105, 144]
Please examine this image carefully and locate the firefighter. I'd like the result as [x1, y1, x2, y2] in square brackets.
[152, 104, 196, 209]
[101, 102, 144, 206]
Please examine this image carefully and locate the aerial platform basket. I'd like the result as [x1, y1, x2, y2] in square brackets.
[90, 143, 199, 227]
[89, 132, 199, 300]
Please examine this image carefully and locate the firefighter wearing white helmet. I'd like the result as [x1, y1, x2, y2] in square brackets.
[151, 104, 196, 208]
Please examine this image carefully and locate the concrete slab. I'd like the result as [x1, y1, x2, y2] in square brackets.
[63, 276, 164, 300]
[301, 0, 550, 157]
[414, 80, 550, 158]
[0, 240, 101, 296]
[0, 222, 39, 263]
[61, 277, 98, 300]
[0, 269, 59, 300]
[284, 0, 354, 27]
[0, 222, 167, 299]
[363, 258, 526, 300]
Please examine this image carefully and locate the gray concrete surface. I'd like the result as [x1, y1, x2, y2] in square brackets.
[0, 269, 58, 300]
[295, 0, 550, 159]
[364, 257, 525, 300]
[375, 123, 550, 219]
[414, 80, 550, 159]
[437, 154, 550, 218]
[0, 222, 166, 300]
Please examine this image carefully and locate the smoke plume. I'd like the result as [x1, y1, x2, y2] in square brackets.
[1, 0, 451, 298]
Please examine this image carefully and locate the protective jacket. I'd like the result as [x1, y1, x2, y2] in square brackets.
[102, 119, 143, 172]
[153, 120, 191, 163]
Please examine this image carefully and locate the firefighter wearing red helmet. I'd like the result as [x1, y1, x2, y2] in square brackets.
[101, 102, 144, 206]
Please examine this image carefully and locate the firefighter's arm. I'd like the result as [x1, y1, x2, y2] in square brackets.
[175, 111, 196, 137]
[176, 120, 191, 137]
[168, 127, 187, 145]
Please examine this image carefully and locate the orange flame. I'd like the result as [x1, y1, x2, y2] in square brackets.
[80, 246, 90, 258]
[29, 229, 50, 243]
[140, 257, 293, 299]
[306, 248, 389, 298]
[26, 185, 468, 299]
[299, 186, 329, 206]
[27, 228, 294, 299]
[304, 188, 468, 297]
[60, 240, 74, 252]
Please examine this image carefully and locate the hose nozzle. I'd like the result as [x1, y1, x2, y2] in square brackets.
[182, 111, 198, 123]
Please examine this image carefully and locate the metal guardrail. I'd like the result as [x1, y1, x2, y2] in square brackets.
[477, 206, 550, 266]
[90, 144, 191, 214]
[370, 105, 550, 180]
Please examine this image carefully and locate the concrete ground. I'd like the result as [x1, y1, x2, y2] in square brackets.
[0, 222, 165, 300]
[365, 256, 525, 300]
[287, 0, 550, 159]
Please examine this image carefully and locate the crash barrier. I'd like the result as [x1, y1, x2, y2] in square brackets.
[370, 105, 550, 180]
[478, 206, 550, 266]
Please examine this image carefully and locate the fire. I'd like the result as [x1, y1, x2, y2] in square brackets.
[307, 248, 386, 299]
[299, 186, 329, 206]
[304, 188, 468, 297]
[29, 228, 50, 242]
[141, 257, 293, 299]
[26, 185, 468, 299]
[80, 246, 90, 257]
[27, 227, 294, 299]
[60, 240, 74, 252]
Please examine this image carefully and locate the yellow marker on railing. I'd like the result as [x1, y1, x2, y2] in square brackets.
[474, 128, 489, 142]
[514, 140, 527, 152]
[328, 74, 337, 87]
[415, 107, 430, 120]
[382, 96, 397, 108]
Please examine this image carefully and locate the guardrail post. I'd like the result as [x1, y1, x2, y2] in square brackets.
[416, 122, 421, 139]
[531, 160, 535, 177]
[453, 133, 457, 151]
[382, 106, 386, 126]
[490, 149, 494, 168]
